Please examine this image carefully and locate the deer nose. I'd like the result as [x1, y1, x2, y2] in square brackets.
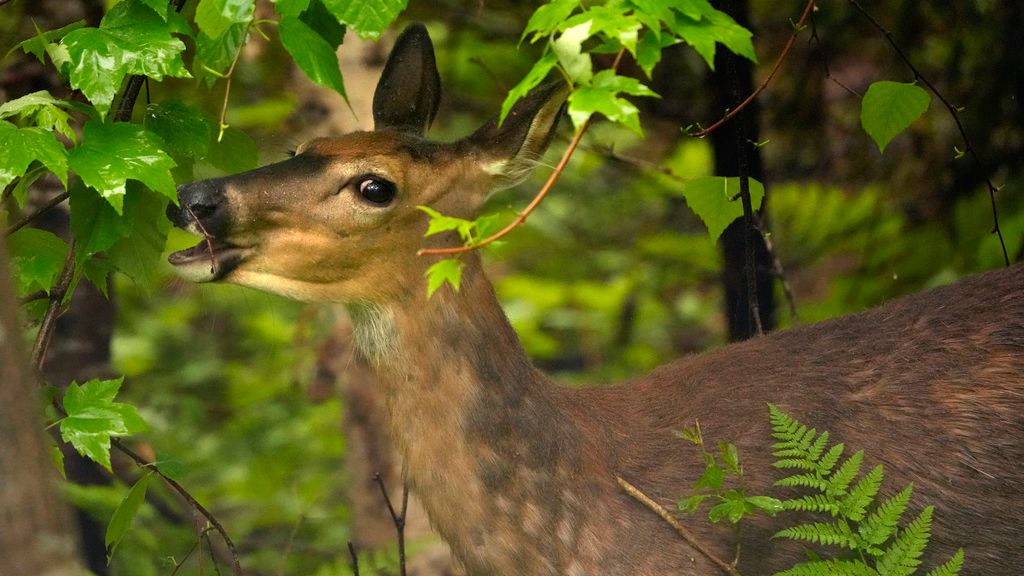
[167, 179, 228, 230]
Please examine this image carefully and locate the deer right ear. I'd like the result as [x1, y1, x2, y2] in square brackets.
[467, 82, 569, 191]
[373, 23, 442, 136]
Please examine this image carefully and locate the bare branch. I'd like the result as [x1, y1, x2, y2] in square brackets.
[617, 476, 741, 576]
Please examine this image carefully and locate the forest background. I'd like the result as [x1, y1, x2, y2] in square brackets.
[1, 0, 1021, 574]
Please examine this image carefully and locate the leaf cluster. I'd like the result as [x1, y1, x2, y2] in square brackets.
[503, 0, 756, 134]
[767, 404, 964, 576]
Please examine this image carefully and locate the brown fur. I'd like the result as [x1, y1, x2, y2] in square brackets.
[168, 24, 1024, 575]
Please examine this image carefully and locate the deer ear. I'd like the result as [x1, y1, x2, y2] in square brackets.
[373, 23, 442, 135]
[467, 82, 568, 191]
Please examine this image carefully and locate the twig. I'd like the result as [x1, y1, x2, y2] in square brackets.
[373, 473, 408, 576]
[216, 39, 246, 142]
[753, 214, 799, 324]
[112, 438, 244, 576]
[418, 49, 627, 257]
[347, 542, 360, 576]
[691, 0, 816, 139]
[846, 0, 1008, 266]
[617, 476, 741, 576]
[5, 191, 69, 237]
[31, 237, 75, 370]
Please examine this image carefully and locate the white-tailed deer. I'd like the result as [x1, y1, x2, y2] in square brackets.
[168, 23, 1023, 575]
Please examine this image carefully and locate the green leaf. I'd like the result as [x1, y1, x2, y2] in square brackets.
[106, 472, 153, 563]
[106, 184, 172, 285]
[552, 20, 593, 84]
[206, 126, 258, 173]
[68, 121, 177, 213]
[321, 0, 408, 40]
[419, 206, 476, 241]
[718, 441, 740, 475]
[636, 30, 678, 78]
[60, 378, 148, 471]
[745, 495, 783, 515]
[274, 0, 311, 17]
[138, 0, 170, 19]
[859, 484, 914, 548]
[523, 0, 580, 42]
[775, 519, 860, 550]
[0, 90, 77, 142]
[0, 121, 69, 191]
[5, 228, 68, 295]
[861, 81, 931, 153]
[709, 490, 750, 523]
[195, 21, 248, 80]
[70, 183, 132, 260]
[567, 70, 657, 133]
[61, 0, 191, 118]
[279, 15, 347, 101]
[680, 176, 765, 242]
[145, 101, 213, 161]
[561, 5, 641, 56]
[425, 258, 465, 297]
[300, 0, 347, 49]
[693, 462, 724, 492]
[8, 19, 85, 63]
[500, 51, 558, 124]
[670, 7, 756, 70]
[196, 0, 255, 39]
[677, 494, 707, 513]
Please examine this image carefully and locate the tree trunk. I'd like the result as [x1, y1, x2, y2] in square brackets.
[0, 241, 83, 576]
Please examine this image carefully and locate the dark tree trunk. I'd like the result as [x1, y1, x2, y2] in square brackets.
[0, 241, 84, 576]
[710, 0, 776, 341]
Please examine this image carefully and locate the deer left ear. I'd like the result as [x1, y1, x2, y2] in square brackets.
[373, 23, 442, 135]
[467, 82, 569, 191]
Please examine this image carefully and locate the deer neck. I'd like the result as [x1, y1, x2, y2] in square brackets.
[345, 257, 596, 573]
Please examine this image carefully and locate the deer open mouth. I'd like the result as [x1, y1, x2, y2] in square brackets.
[167, 239, 245, 282]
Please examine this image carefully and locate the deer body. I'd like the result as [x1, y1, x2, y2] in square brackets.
[168, 24, 1024, 575]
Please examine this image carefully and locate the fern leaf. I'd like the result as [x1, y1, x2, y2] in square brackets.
[876, 506, 933, 576]
[924, 548, 964, 576]
[781, 493, 840, 516]
[774, 458, 824, 472]
[817, 442, 846, 478]
[775, 519, 859, 550]
[776, 559, 881, 576]
[807, 429, 831, 463]
[775, 472, 831, 492]
[839, 464, 884, 521]
[858, 484, 913, 549]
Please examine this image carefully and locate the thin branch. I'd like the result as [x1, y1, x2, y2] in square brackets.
[617, 477, 741, 576]
[691, 0, 816, 139]
[347, 542, 360, 576]
[5, 191, 69, 237]
[31, 237, 75, 370]
[846, 0, 1008, 266]
[112, 438, 244, 576]
[373, 473, 408, 576]
[753, 214, 799, 324]
[418, 49, 627, 257]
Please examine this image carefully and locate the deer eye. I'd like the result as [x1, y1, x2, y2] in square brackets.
[358, 177, 396, 205]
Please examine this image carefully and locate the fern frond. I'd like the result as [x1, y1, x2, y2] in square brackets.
[776, 559, 881, 576]
[924, 548, 964, 576]
[775, 472, 831, 492]
[821, 445, 855, 489]
[858, 484, 913, 549]
[807, 429, 831, 462]
[775, 519, 859, 550]
[839, 464, 884, 521]
[876, 506, 933, 576]
[781, 493, 840, 516]
[774, 458, 825, 472]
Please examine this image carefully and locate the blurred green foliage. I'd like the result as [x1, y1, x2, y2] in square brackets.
[1, 0, 1022, 573]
